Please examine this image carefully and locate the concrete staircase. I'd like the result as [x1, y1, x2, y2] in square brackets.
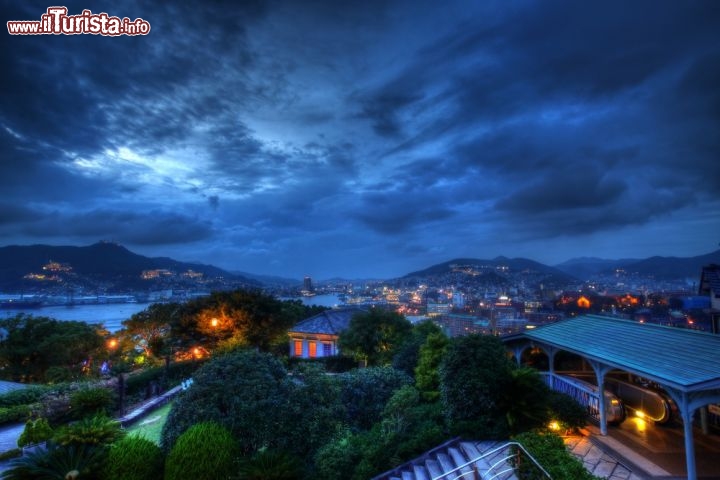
[372, 438, 524, 480]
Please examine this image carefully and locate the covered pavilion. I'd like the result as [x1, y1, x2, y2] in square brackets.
[504, 314, 720, 480]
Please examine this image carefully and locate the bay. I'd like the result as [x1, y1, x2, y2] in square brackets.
[0, 293, 344, 334]
[0, 302, 152, 333]
[285, 293, 343, 308]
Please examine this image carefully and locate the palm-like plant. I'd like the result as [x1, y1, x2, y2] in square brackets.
[1, 443, 106, 480]
[53, 414, 124, 447]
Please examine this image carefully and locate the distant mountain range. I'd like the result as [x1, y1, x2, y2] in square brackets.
[0, 242, 259, 291]
[401, 256, 576, 287]
[1, 242, 717, 292]
[554, 250, 720, 280]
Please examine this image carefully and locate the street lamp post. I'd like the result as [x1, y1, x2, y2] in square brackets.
[107, 337, 124, 416]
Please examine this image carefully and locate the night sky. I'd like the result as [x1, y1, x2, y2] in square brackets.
[2, 1, 719, 279]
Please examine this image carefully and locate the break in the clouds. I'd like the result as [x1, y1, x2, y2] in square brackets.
[1, 0, 719, 278]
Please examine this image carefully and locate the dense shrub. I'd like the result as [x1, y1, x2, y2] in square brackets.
[105, 436, 164, 480]
[338, 366, 412, 431]
[164, 422, 238, 480]
[314, 386, 446, 480]
[514, 431, 602, 480]
[0, 405, 31, 425]
[313, 429, 369, 480]
[69, 387, 115, 419]
[440, 334, 514, 438]
[125, 360, 205, 397]
[0, 387, 47, 408]
[160, 350, 292, 454]
[17, 418, 54, 447]
[548, 390, 589, 430]
[53, 414, 124, 447]
[237, 449, 303, 480]
[286, 355, 357, 373]
[45, 366, 75, 384]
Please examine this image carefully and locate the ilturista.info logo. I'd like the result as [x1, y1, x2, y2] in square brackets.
[7, 6, 150, 36]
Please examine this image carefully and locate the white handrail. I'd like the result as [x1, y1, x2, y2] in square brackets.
[431, 441, 552, 480]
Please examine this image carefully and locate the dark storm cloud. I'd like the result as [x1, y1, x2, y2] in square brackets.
[2, 0, 719, 276]
[351, 0, 720, 243]
[0, 204, 43, 225]
[358, 91, 424, 138]
[496, 170, 627, 214]
[20, 209, 214, 246]
[354, 191, 456, 235]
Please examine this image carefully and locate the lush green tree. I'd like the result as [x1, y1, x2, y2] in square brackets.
[121, 303, 178, 359]
[338, 366, 412, 431]
[338, 309, 413, 366]
[160, 349, 292, 454]
[313, 429, 369, 480]
[392, 320, 444, 376]
[501, 367, 552, 435]
[0, 315, 104, 382]
[439, 334, 515, 438]
[161, 350, 348, 465]
[414, 331, 449, 401]
[172, 289, 320, 353]
[314, 386, 446, 480]
[283, 364, 345, 460]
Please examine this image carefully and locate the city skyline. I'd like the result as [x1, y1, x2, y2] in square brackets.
[2, 1, 719, 278]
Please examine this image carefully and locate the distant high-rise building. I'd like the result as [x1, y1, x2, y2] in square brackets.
[698, 264, 720, 334]
[452, 291, 464, 308]
[303, 276, 314, 292]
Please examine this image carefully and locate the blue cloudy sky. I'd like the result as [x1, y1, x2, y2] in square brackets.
[1, 1, 719, 278]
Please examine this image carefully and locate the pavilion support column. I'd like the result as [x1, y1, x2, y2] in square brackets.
[681, 404, 697, 480]
[545, 346, 558, 391]
[513, 345, 523, 367]
[666, 388, 698, 480]
[588, 360, 612, 436]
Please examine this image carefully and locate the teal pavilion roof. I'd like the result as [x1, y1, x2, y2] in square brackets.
[524, 315, 720, 392]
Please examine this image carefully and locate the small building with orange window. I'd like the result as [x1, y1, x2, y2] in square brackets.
[288, 307, 366, 358]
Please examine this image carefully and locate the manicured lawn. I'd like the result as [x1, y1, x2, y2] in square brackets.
[126, 401, 173, 445]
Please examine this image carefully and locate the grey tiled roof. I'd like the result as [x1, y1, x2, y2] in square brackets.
[289, 307, 366, 335]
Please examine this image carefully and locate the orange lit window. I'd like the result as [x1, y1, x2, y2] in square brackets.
[294, 341, 303, 357]
[308, 342, 317, 358]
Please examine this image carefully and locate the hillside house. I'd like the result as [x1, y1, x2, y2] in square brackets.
[288, 307, 365, 358]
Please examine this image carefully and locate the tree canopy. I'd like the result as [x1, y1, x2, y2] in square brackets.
[338, 309, 413, 366]
[0, 314, 104, 382]
[439, 334, 515, 437]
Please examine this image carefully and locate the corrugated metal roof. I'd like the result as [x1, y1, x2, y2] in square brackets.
[288, 307, 366, 335]
[525, 314, 720, 391]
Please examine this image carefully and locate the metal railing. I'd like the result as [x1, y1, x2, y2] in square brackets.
[431, 441, 552, 480]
